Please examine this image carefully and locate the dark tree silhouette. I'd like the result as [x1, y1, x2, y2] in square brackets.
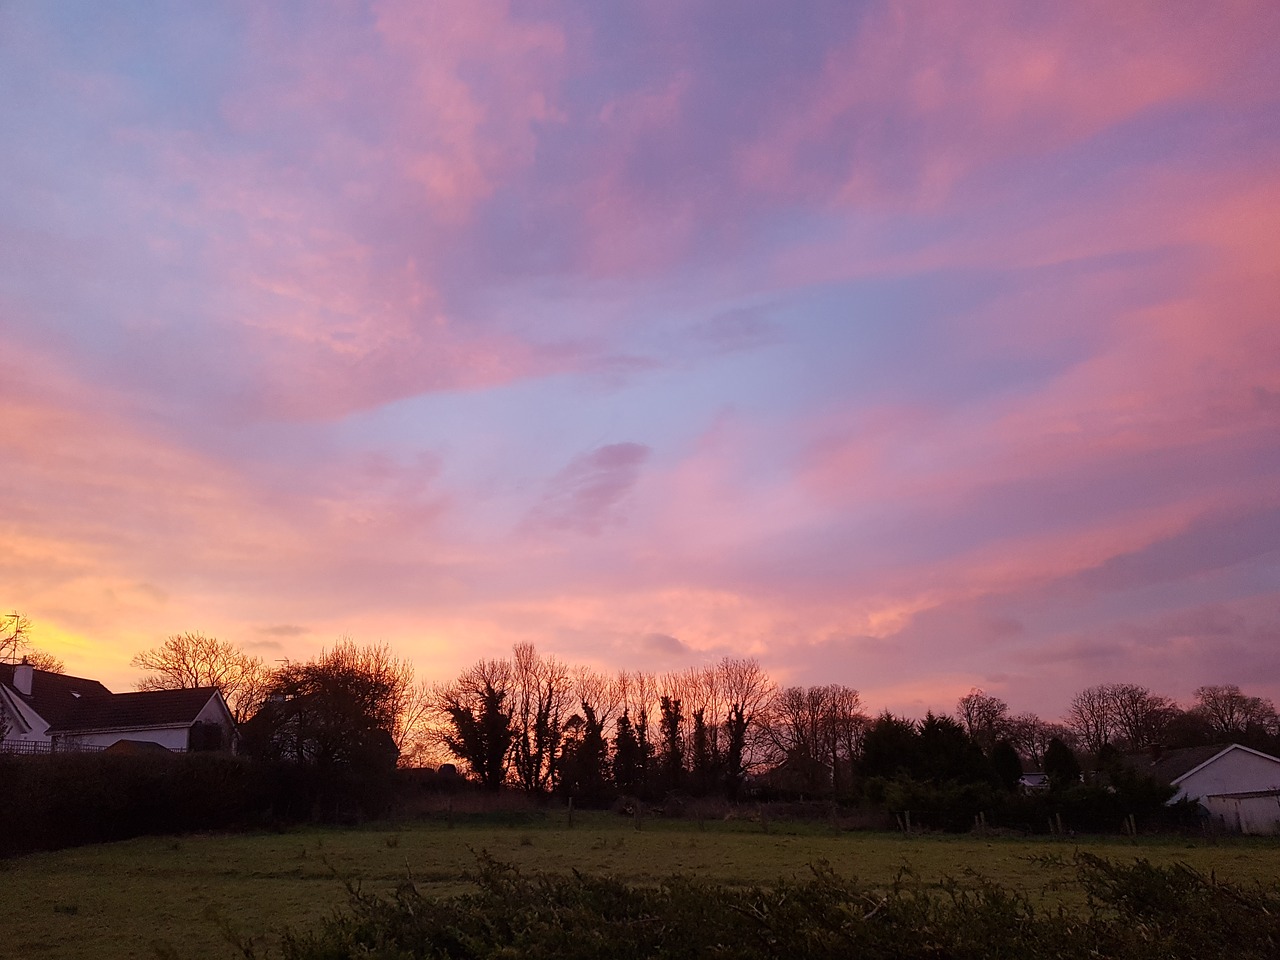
[612, 709, 645, 796]
[558, 702, 611, 803]
[1044, 737, 1082, 793]
[657, 695, 685, 793]
[435, 659, 515, 791]
[991, 740, 1023, 793]
[442, 680, 514, 791]
[241, 641, 403, 774]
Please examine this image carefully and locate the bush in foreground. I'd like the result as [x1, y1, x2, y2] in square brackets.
[247, 852, 1279, 960]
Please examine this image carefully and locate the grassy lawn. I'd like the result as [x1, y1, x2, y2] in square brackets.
[5, 812, 1278, 960]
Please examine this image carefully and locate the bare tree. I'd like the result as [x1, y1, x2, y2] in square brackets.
[718, 657, 774, 796]
[1006, 713, 1075, 769]
[1065, 683, 1178, 755]
[2, 612, 64, 673]
[825, 685, 867, 792]
[761, 683, 865, 794]
[1, 612, 31, 663]
[21, 649, 65, 674]
[765, 685, 831, 768]
[132, 632, 269, 723]
[509, 643, 573, 793]
[955, 688, 1010, 752]
[617, 668, 658, 765]
[1107, 683, 1176, 749]
[1193, 684, 1278, 739]
[1066, 685, 1119, 757]
[393, 677, 437, 765]
[573, 666, 622, 730]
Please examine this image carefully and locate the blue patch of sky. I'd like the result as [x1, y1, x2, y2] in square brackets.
[30, 3, 240, 131]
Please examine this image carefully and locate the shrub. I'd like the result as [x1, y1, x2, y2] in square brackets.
[0, 751, 398, 857]
[246, 853, 1280, 960]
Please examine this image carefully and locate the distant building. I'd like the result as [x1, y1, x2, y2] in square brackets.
[0, 659, 237, 755]
[1017, 771, 1049, 791]
[1128, 743, 1280, 835]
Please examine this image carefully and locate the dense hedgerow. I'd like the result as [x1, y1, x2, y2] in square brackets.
[247, 853, 1280, 960]
[0, 752, 400, 856]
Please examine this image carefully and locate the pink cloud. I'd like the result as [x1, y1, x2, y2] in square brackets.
[740, 0, 1277, 210]
[523, 442, 651, 536]
[371, 0, 566, 218]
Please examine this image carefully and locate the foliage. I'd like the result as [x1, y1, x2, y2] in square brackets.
[11, 814, 1280, 959]
[657, 694, 685, 793]
[859, 711, 993, 793]
[443, 679, 514, 792]
[612, 709, 645, 796]
[0, 751, 272, 857]
[1044, 736, 1082, 792]
[558, 702, 612, 804]
[859, 712, 919, 780]
[240, 641, 404, 777]
[990, 739, 1023, 792]
[434, 658, 515, 790]
[258, 852, 1280, 960]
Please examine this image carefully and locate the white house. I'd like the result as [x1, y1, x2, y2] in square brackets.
[0, 659, 237, 754]
[1132, 743, 1280, 835]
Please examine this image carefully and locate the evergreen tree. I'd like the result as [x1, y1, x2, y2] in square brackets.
[991, 740, 1023, 793]
[689, 707, 714, 795]
[658, 696, 685, 793]
[613, 710, 644, 796]
[559, 703, 611, 804]
[442, 681, 514, 791]
[1044, 737, 1082, 793]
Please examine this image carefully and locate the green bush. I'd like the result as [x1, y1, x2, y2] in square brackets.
[248, 853, 1280, 960]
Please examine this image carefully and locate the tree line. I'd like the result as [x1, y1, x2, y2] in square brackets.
[7, 618, 1280, 805]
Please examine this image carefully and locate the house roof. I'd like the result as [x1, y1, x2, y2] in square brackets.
[0, 662, 113, 728]
[1145, 744, 1233, 784]
[46, 688, 221, 734]
[1, 663, 222, 734]
[1126, 743, 1280, 786]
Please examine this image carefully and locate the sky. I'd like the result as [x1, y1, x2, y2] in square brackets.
[2, 0, 1279, 720]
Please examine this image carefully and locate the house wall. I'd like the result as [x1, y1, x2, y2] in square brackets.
[1175, 748, 1280, 801]
[0, 687, 51, 743]
[194, 694, 237, 751]
[1202, 793, 1280, 835]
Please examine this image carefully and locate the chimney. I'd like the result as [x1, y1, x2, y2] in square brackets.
[14, 657, 34, 696]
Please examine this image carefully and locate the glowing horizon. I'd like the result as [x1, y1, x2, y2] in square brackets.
[2, 1, 1278, 719]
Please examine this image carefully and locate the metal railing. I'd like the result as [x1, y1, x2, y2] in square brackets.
[0, 739, 108, 756]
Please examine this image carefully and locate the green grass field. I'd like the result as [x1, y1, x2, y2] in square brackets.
[5, 812, 1278, 960]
